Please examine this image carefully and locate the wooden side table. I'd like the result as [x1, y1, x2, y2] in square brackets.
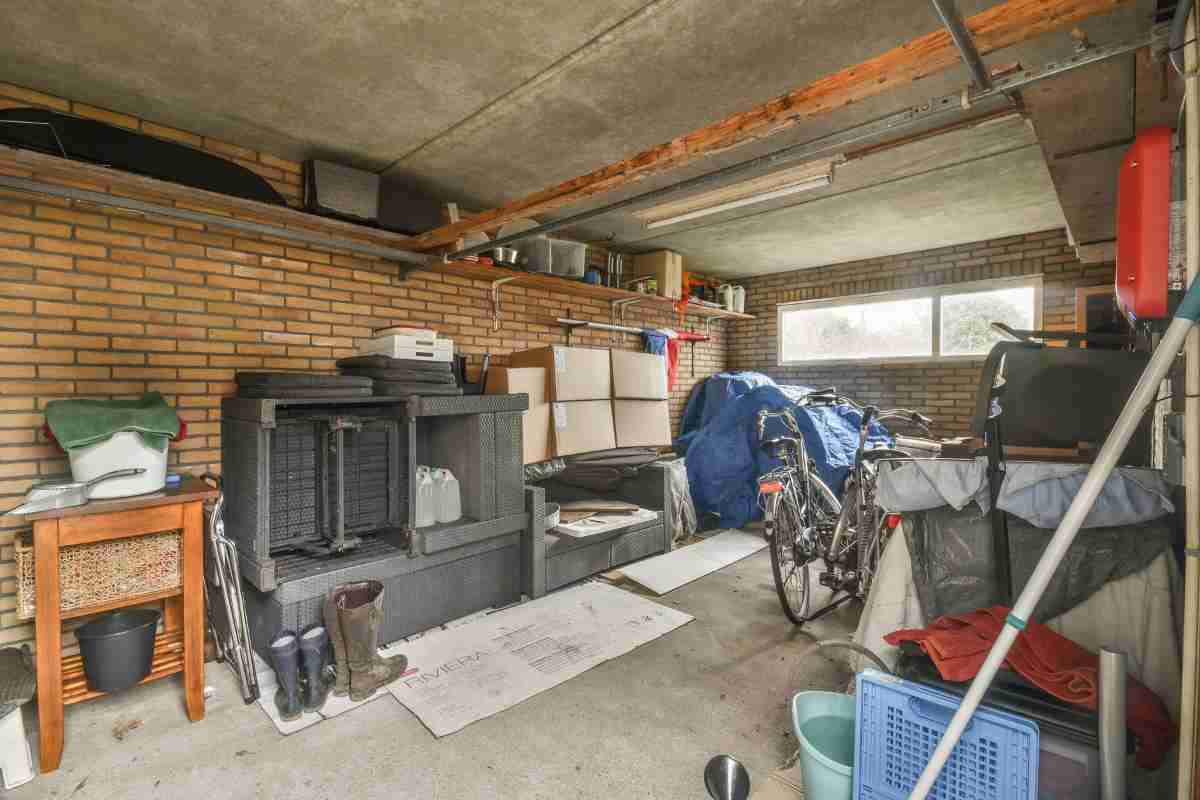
[21, 477, 216, 773]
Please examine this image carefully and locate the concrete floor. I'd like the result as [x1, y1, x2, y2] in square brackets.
[13, 550, 856, 800]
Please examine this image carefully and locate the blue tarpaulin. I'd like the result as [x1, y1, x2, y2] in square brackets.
[677, 375, 893, 529]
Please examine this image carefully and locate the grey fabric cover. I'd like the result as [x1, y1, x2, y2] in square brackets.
[876, 457, 1174, 529]
[236, 372, 372, 388]
[336, 355, 451, 372]
[373, 381, 462, 396]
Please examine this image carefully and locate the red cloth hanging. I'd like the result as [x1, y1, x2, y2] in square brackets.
[885, 606, 1176, 769]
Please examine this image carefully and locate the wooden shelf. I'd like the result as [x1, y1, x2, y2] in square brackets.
[62, 630, 185, 705]
[59, 587, 182, 621]
[430, 258, 754, 321]
[0, 146, 420, 253]
[0, 147, 755, 322]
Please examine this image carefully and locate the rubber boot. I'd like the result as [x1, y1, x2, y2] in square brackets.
[269, 630, 303, 722]
[322, 594, 350, 698]
[297, 624, 332, 712]
[333, 580, 408, 701]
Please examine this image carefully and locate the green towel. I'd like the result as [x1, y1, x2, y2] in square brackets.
[44, 391, 180, 452]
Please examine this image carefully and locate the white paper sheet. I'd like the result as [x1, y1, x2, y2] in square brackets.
[386, 582, 692, 736]
[618, 530, 766, 595]
[552, 508, 659, 538]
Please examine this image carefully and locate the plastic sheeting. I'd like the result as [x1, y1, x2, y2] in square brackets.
[678, 371, 785, 442]
[660, 458, 697, 544]
[876, 457, 1175, 529]
[680, 384, 892, 529]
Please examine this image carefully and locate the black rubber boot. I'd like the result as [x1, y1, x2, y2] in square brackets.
[269, 630, 303, 722]
[297, 623, 332, 712]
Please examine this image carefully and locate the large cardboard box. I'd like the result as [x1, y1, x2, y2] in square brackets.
[631, 250, 683, 299]
[613, 400, 672, 448]
[611, 350, 668, 399]
[485, 367, 550, 464]
[551, 400, 616, 456]
[509, 346, 611, 401]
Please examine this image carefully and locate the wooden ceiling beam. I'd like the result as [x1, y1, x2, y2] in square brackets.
[408, 0, 1130, 252]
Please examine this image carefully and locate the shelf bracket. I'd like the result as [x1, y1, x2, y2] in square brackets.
[703, 316, 721, 337]
[611, 297, 644, 343]
[491, 275, 521, 332]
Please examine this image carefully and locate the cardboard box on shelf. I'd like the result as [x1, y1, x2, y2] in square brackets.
[611, 350, 668, 400]
[551, 400, 616, 456]
[485, 367, 550, 464]
[631, 250, 683, 299]
[509, 346, 611, 401]
[613, 400, 672, 448]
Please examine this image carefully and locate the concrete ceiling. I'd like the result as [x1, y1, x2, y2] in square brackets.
[627, 116, 1066, 275]
[0, 0, 1159, 274]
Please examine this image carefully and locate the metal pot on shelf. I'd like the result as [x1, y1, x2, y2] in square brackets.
[490, 247, 521, 267]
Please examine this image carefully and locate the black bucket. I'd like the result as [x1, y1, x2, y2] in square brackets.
[74, 609, 161, 693]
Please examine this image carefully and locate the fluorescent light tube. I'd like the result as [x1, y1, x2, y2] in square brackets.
[634, 158, 837, 229]
[643, 174, 832, 229]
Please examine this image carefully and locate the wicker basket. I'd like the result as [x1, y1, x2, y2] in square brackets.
[15, 530, 182, 620]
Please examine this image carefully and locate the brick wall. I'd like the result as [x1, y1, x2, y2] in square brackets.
[729, 230, 1114, 436]
[0, 84, 728, 647]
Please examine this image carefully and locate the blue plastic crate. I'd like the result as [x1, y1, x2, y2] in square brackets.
[855, 670, 1039, 800]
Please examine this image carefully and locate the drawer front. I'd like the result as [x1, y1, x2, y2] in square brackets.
[610, 525, 666, 567]
[546, 540, 611, 591]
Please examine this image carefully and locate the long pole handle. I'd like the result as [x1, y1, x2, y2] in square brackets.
[908, 295, 1200, 799]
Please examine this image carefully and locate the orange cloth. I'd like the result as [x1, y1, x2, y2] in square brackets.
[885, 606, 1175, 769]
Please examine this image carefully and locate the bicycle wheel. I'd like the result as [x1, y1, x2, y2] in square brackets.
[769, 473, 841, 624]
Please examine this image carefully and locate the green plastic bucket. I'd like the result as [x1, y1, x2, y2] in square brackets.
[791, 691, 855, 800]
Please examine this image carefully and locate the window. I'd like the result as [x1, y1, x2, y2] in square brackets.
[778, 276, 1041, 364]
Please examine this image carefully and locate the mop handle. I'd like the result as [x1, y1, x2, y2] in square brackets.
[908, 278, 1200, 800]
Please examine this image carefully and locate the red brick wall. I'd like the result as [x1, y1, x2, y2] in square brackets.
[728, 230, 1114, 437]
[0, 84, 728, 646]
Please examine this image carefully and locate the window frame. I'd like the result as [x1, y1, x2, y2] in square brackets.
[776, 274, 1043, 366]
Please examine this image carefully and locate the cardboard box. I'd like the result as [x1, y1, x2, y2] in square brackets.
[551, 400, 616, 456]
[613, 400, 672, 448]
[611, 350, 668, 399]
[509, 346, 611, 401]
[631, 250, 683, 299]
[485, 367, 550, 464]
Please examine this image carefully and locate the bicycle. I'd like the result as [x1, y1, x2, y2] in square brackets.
[756, 397, 932, 625]
[756, 403, 841, 625]
[828, 402, 932, 603]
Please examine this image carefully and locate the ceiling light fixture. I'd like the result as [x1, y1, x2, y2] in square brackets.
[635, 158, 838, 229]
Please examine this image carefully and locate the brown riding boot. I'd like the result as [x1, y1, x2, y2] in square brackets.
[322, 591, 350, 697]
[333, 580, 407, 701]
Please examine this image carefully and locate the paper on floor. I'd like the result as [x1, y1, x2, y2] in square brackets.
[618, 530, 766, 595]
[387, 581, 692, 736]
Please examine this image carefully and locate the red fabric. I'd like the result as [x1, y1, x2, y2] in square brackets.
[664, 338, 680, 391]
[885, 606, 1176, 769]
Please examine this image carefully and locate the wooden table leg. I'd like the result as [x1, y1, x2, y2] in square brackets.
[181, 502, 205, 722]
[33, 518, 64, 773]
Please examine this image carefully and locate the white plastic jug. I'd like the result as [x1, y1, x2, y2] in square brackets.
[433, 468, 461, 524]
[415, 466, 437, 528]
[733, 285, 746, 314]
[718, 283, 734, 310]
